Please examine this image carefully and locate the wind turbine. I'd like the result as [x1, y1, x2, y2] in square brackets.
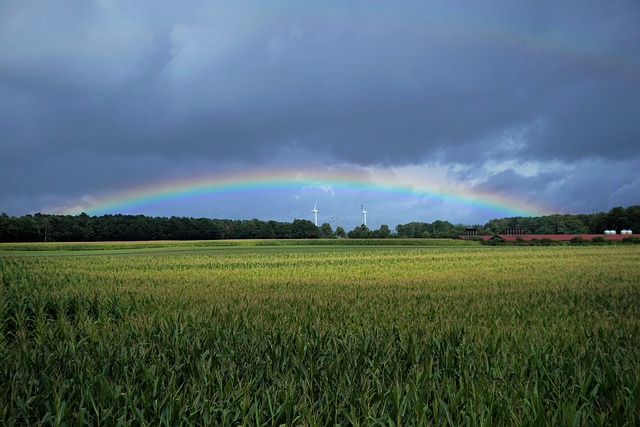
[312, 201, 318, 226]
[361, 203, 367, 226]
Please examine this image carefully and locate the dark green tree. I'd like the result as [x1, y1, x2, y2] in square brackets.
[376, 224, 391, 238]
[291, 219, 320, 238]
[319, 223, 334, 238]
[348, 225, 370, 238]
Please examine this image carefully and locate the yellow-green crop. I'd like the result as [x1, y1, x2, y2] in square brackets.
[1, 244, 639, 425]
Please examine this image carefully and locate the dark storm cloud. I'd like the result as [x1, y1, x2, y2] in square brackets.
[147, 0, 638, 167]
[1, 0, 639, 218]
[473, 157, 640, 215]
[473, 168, 563, 201]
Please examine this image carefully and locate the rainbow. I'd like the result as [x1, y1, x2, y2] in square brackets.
[63, 168, 555, 219]
[55, 9, 632, 220]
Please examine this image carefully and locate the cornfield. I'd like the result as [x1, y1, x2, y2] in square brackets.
[1, 244, 639, 425]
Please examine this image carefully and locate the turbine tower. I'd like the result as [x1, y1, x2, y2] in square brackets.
[312, 201, 318, 226]
[361, 203, 367, 227]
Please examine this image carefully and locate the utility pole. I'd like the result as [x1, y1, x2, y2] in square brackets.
[331, 216, 345, 229]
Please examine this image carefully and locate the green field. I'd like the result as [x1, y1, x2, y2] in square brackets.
[1, 242, 639, 425]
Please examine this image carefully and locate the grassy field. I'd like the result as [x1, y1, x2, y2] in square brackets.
[1, 242, 639, 425]
[0, 238, 479, 255]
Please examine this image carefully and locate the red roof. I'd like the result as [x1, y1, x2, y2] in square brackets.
[459, 233, 632, 241]
[458, 234, 493, 241]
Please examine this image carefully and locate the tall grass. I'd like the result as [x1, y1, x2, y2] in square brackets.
[1, 246, 639, 425]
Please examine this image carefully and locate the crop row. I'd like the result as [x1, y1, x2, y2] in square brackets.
[0, 238, 478, 253]
[1, 246, 639, 425]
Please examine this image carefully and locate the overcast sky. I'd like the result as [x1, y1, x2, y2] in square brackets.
[1, 1, 639, 229]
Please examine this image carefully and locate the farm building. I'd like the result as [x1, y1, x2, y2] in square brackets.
[459, 232, 632, 242]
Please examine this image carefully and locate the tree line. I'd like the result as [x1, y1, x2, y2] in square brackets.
[395, 206, 640, 238]
[0, 214, 320, 242]
[0, 205, 638, 242]
[484, 206, 640, 236]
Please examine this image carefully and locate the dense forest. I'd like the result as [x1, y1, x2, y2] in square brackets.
[0, 214, 321, 242]
[0, 205, 638, 242]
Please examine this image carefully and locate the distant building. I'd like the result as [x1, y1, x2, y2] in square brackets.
[458, 233, 630, 242]
[464, 228, 478, 237]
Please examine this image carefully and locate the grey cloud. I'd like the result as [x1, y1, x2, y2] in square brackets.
[4, 1, 638, 164]
[0, 1, 155, 94]
[473, 157, 640, 215]
[547, 158, 640, 214]
[527, 80, 640, 161]
[473, 168, 562, 200]
[1, 0, 639, 219]
[151, 2, 639, 165]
